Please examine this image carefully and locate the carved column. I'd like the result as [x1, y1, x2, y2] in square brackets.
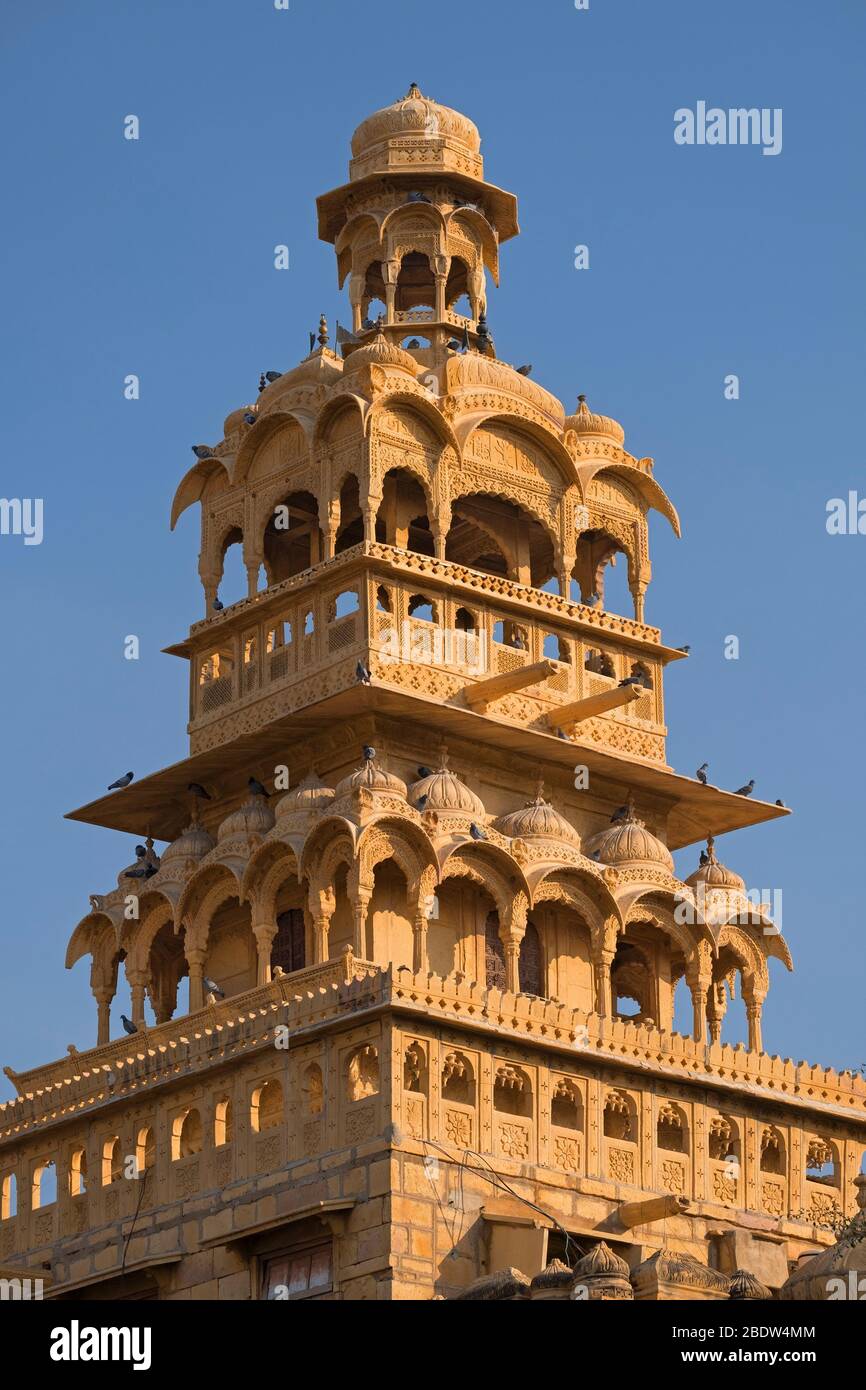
[199, 568, 221, 619]
[500, 896, 527, 994]
[348, 271, 365, 333]
[253, 923, 278, 985]
[412, 912, 429, 974]
[127, 970, 150, 1028]
[93, 987, 113, 1046]
[382, 259, 398, 323]
[743, 977, 765, 1053]
[631, 580, 648, 624]
[592, 917, 618, 1022]
[186, 945, 206, 1012]
[433, 272, 447, 322]
[245, 561, 259, 599]
[308, 887, 336, 964]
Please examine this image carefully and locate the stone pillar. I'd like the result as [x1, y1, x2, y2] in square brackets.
[127, 970, 150, 1028]
[351, 890, 371, 958]
[412, 913, 429, 973]
[93, 987, 113, 1046]
[434, 273, 447, 321]
[253, 923, 278, 985]
[186, 946, 206, 1012]
[382, 260, 398, 324]
[245, 561, 259, 599]
[308, 887, 336, 964]
[631, 581, 648, 624]
[594, 953, 614, 1021]
[687, 973, 710, 1045]
[746, 999, 764, 1054]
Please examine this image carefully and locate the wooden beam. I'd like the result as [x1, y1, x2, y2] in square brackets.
[547, 682, 644, 728]
[463, 659, 558, 712]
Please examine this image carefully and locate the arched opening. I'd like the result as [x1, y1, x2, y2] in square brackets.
[518, 921, 543, 996]
[148, 919, 187, 1025]
[215, 1098, 233, 1147]
[657, 1104, 688, 1154]
[403, 1041, 428, 1093]
[396, 251, 435, 313]
[806, 1138, 839, 1187]
[346, 1045, 379, 1101]
[493, 1064, 532, 1118]
[32, 1159, 57, 1210]
[263, 491, 322, 585]
[271, 907, 305, 976]
[251, 1079, 284, 1133]
[375, 469, 434, 555]
[367, 858, 414, 968]
[172, 1108, 203, 1161]
[445, 256, 471, 315]
[218, 527, 246, 608]
[135, 1127, 155, 1174]
[572, 528, 634, 615]
[611, 941, 654, 1022]
[1, 1172, 17, 1220]
[760, 1126, 785, 1175]
[335, 474, 363, 554]
[446, 493, 555, 588]
[69, 1148, 87, 1197]
[603, 1091, 633, 1141]
[206, 896, 256, 998]
[551, 1078, 582, 1131]
[484, 911, 507, 990]
[102, 1137, 122, 1186]
[441, 1051, 475, 1105]
[303, 1064, 324, 1115]
[584, 647, 615, 678]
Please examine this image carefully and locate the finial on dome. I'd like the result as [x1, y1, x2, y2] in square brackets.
[317, 315, 329, 349]
[437, 740, 450, 769]
[534, 774, 545, 803]
[406, 82, 423, 98]
[577, 393, 587, 406]
[706, 833, 717, 861]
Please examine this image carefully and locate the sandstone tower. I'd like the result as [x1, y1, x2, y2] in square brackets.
[1, 86, 863, 1303]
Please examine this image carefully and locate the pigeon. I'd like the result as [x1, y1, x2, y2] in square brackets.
[610, 804, 629, 823]
[461, 325, 470, 352]
[108, 772, 134, 790]
[696, 763, 709, 785]
[699, 850, 709, 866]
[309, 331, 316, 353]
[188, 782, 211, 800]
[362, 317, 376, 331]
[677, 645, 691, 654]
[590, 850, 602, 862]
[134, 845, 147, 858]
[264, 371, 283, 383]
[586, 592, 600, 607]
[192, 445, 214, 460]
[407, 191, 431, 203]
[120, 1015, 137, 1036]
[775, 798, 785, 807]
[406, 339, 421, 349]
[415, 794, 428, 811]
[556, 728, 570, 741]
[362, 746, 376, 762]
[203, 976, 225, 1000]
[619, 676, 641, 687]
[417, 766, 433, 779]
[734, 780, 755, 797]
[125, 865, 157, 880]
[515, 365, 532, 376]
[213, 598, 224, 612]
[469, 822, 487, 841]
[356, 661, 371, 684]
[447, 338, 462, 351]
[248, 776, 268, 798]
[242, 411, 257, 426]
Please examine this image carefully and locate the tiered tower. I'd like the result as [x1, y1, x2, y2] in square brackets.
[1, 87, 863, 1303]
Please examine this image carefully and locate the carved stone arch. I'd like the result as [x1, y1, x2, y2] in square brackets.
[368, 394, 460, 455]
[356, 817, 438, 904]
[714, 926, 770, 996]
[170, 456, 232, 531]
[444, 207, 500, 280]
[123, 892, 175, 971]
[242, 840, 301, 924]
[439, 843, 530, 923]
[312, 393, 369, 451]
[335, 212, 385, 284]
[232, 411, 312, 488]
[458, 413, 578, 494]
[299, 817, 357, 892]
[580, 461, 681, 538]
[65, 913, 116, 972]
[533, 868, 622, 932]
[446, 482, 561, 575]
[175, 863, 241, 947]
[622, 891, 704, 967]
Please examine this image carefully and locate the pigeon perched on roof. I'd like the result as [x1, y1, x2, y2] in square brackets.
[108, 772, 134, 790]
[407, 191, 431, 203]
[696, 763, 709, 785]
[125, 864, 157, 880]
[590, 850, 602, 862]
[469, 822, 487, 841]
[192, 445, 214, 460]
[242, 411, 256, 426]
[356, 661, 371, 684]
[734, 780, 755, 797]
[213, 598, 224, 611]
[415, 794, 428, 812]
[699, 849, 709, 866]
[447, 338, 462, 351]
[362, 746, 376, 762]
[775, 798, 785, 807]
[264, 370, 282, 383]
[203, 976, 225, 1000]
[677, 645, 691, 653]
[417, 766, 433, 779]
[188, 782, 211, 800]
[120, 1015, 138, 1036]
[248, 776, 268, 797]
[610, 804, 629, 823]
[406, 339, 421, 349]
[515, 365, 532, 376]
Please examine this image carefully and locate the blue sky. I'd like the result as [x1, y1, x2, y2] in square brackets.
[1, 0, 864, 1091]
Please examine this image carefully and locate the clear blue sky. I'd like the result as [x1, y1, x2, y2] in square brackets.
[1, 0, 864, 1092]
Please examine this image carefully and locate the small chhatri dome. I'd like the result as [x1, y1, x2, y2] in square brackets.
[275, 771, 335, 819]
[161, 820, 215, 865]
[335, 752, 407, 800]
[342, 325, 418, 376]
[685, 835, 745, 891]
[566, 394, 625, 447]
[350, 83, 482, 174]
[496, 778, 579, 846]
[584, 797, 674, 873]
[217, 795, 275, 842]
[529, 1258, 573, 1293]
[411, 748, 485, 817]
[572, 1241, 631, 1279]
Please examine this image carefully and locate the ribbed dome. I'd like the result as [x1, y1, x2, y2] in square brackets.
[275, 771, 335, 819]
[411, 754, 484, 817]
[217, 795, 275, 842]
[572, 1241, 630, 1279]
[342, 327, 418, 377]
[335, 755, 407, 800]
[685, 836, 745, 891]
[584, 801, 674, 872]
[496, 782, 579, 846]
[161, 821, 215, 864]
[566, 394, 625, 446]
[529, 1258, 573, 1293]
[351, 84, 481, 165]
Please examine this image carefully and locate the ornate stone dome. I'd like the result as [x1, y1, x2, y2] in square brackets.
[411, 753, 485, 817]
[161, 821, 215, 865]
[351, 84, 482, 167]
[685, 836, 745, 891]
[217, 795, 275, 842]
[572, 1241, 631, 1280]
[566, 394, 625, 446]
[275, 771, 335, 819]
[496, 782, 579, 846]
[335, 754, 407, 800]
[584, 800, 674, 873]
[342, 327, 418, 377]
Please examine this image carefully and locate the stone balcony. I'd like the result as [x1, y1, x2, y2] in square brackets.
[178, 542, 677, 763]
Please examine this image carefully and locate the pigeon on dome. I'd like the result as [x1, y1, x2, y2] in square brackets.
[495, 777, 580, 846]
[409, 745, 486, 818]
[685, 835, 745, 892]
[584, 796, 674, 873]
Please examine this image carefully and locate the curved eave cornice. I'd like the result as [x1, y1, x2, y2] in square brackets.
[577, 459, 681, 537]
[170, 456, 231, 530]
[456, 409, 579, 489]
